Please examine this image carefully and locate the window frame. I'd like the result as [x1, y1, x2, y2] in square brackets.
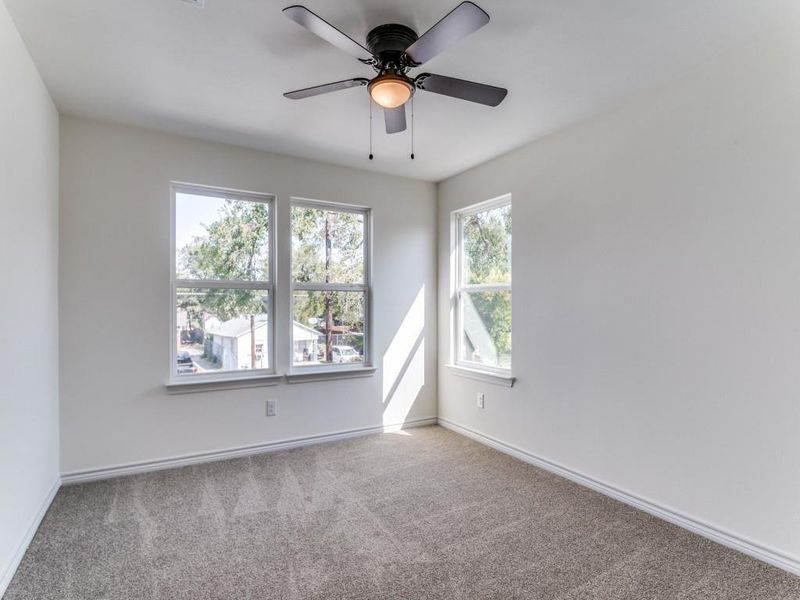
[169, 182, 277, 385]
[288, 197, 373, 373]
[453, 194, 512, 376]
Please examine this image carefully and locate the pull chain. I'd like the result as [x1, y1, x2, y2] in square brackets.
[410, 96, 415, 160]
[368, 97, 374, 160]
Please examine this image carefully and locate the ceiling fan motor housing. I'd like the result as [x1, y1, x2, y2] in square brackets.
[366, 23, 418, 69]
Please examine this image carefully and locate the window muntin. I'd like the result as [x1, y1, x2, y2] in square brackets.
[172, 185, 275, 380]
[455, 196, 512, 372]
[291, 201, 370, 368]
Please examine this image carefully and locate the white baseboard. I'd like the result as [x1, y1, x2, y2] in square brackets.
[0, 477, 61, 598]
[438, 417, 800, 577]
[61, 417, 438, 485]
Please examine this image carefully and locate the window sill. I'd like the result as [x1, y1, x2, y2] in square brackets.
[285, 366, 377, 384]
[165, 373, 283, 394]
[446, 365, 515, 388]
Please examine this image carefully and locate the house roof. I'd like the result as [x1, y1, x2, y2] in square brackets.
[209, 314, 320, 342]
[293, 322, 320, 342]
[208, 315, 268, 339]
[319, 325, 351, 334]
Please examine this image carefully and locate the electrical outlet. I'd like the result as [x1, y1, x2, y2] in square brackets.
[266, 399, 277, 417]
[477, 393, 485, 409]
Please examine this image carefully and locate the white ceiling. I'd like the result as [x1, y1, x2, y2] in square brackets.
[6, 0, 798, 181]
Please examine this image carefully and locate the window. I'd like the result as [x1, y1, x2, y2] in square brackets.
[454, 196, 512, 372]
[290, 200, 370, 368]
[171, 184, 275, 381]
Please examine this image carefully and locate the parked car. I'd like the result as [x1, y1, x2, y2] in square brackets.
[177, 351, 197, 374]
[331, 345, 360, 364]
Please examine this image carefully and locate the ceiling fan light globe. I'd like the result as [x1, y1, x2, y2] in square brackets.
[368, 75, 413, 109]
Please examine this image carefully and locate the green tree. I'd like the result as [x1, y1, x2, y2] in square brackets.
[463, 205, 512, 363]
[292, 206, 365, 361]
[180, 200, 270, 368]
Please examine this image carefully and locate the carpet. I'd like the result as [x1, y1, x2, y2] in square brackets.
[5, 425, 799, 599]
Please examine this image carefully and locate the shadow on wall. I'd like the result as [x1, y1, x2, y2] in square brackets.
[382, 286, 425, 426]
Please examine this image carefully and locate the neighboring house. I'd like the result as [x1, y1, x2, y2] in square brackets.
[176, 314, 221, 346]
[206, 314, 269, 370]
[206, 314, 321, 369]
[293, 322, 321, 363]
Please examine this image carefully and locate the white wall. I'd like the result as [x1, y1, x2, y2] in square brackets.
[438, 26, 800, 564]
[0, 0, 60, 592]
[59, 117, 437, 474]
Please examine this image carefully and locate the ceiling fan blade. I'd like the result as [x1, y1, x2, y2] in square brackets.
[284, 78, 369, 99]
[384, 106, 407, 134]
[415, 73, 507, 106]
[283, 5, 374, 62]
[404, 2, 489, 65]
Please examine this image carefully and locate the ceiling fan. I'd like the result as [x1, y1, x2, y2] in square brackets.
[282, 2, 508, 135]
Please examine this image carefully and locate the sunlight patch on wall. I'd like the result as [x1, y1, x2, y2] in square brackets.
[383, 286, 425, 402]
[382, 339, 424, 427]
[382, 286, 425, 426]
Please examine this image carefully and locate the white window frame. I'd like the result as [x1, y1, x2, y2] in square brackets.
[169, 182, 277, 385]
[289, 197, 373, 373]
[452, 194, 512, 377]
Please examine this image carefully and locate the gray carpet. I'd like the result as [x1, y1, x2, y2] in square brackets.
[5, 426, 799, 599]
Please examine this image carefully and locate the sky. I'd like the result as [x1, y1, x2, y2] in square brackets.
[175, 192, 228, 251]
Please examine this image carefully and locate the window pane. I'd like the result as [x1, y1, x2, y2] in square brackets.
[176, 288, 270, 374]
[461, 290, 511, 369]
[176, 192, 270, 281]
[292, 290, 365, 366]
[463, 203, 511, 285]
[291, 206, 364, 284]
